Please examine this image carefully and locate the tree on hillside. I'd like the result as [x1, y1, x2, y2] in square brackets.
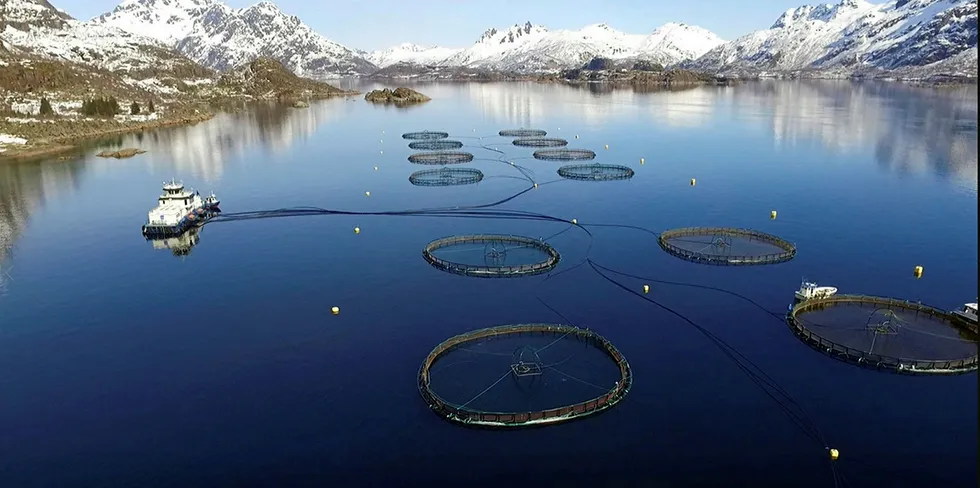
[81, 96, 120, 117]
[131, 101, 141, 115]
[147, 100, 155, 113]
[39, 98, 54, 116]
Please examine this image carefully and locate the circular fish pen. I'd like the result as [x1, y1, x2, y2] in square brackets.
[512, 137, 569, 148]
[402, 131, 450, 140]
[499, 129, 548, 137]
[532, 149, 597, 161]
[409, 167, 484, 187]
[408, 152, 475, 165]
[557, 163, 635, 181]
[418, 323, 632, 428]
[408, 140, 464, 151]
[658, 227, 796, 266]
[788, 295, 978, 375]
[422, 234, 560, 278]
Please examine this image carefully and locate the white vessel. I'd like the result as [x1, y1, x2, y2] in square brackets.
[795, 279, 838, 301]
[141, 179, 219, 237]
[952, 301, 977, 327]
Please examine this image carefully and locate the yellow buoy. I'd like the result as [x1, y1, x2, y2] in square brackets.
[571, 218, 578, 224]
[771, 210, 777, 219]
[914, 266, 923, 278]
[575, 135, 579, 139]
[604, 144, 609, 150]
[380, 140, 383, 144]
[374, 166, 378, 171]
[557, 127, 561, 131]
[643, 284, 650, 294]
[640, 158, 645, 164]
[690, 178, 697, 186]
[382, 130, 385, 134]
[533, 183, 538, 188]
[331, 306, 340, 315]
[380, 150, 383, 155]
[365, 191, 371, 197]
[354, 227, 360, 234]
[829, 448, 839, 461]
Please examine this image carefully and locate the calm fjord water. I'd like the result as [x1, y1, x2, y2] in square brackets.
[1, 81, 977, 487]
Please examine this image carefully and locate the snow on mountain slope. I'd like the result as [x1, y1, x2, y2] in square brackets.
[95, 0, 376, 76]
[439, 21, 724, 72]
[92, 0, 213, 45]
[689, 0, 977, 75]
[1, 0, 211, 81]
[367, 43, 462, 68]
[635, 23, 726, 65]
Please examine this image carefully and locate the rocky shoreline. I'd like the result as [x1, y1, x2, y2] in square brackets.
[0, 57, 360, 161]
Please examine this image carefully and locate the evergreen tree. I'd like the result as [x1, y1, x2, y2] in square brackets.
[39, 98, 54, 116]
[147, 99, 155, 113]
[130, 101, 141, 115]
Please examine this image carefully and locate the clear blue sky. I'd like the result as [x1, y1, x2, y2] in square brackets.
[59, 0, 825, 51]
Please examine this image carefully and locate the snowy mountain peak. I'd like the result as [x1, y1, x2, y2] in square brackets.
[477, 22, 548, 45]
[95, 0, 376, 76]
[95, 0, 217, 44]
[771, 0, 874, 28]
[439, 20, 724, 72]
[691, 0, 977, 77]
[2, 0, 74, 30]
[367, 43, 463, 68]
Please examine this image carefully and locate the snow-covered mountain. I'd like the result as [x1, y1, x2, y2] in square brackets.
[94, 0, 376, 77]
[0, 0, 212, 89]
[367, 43, 462, 68]
[687, 0, 978, 76]
[434, 21, 725, 72]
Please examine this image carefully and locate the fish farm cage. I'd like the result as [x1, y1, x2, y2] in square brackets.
[408, 140, 464, 151]
[409, 168, 484, 187]
[418, 323, 632, 428]
[408, 152, 475, 165]
[499, 129, 548, 137]
[658, 227, 797, 266]
[787, 295, 979, 375]
[557, 163, 635, 181]
[532, 149, 597, 161]
[512, 138, 569, 148]
[422, 234, 560, 278]
[402, 131, 450, 140]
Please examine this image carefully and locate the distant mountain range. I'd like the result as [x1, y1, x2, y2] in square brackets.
[1, 0, 976, 85]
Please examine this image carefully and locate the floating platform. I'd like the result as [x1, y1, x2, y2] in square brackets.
[418, 324, 632, 428]
[787, 294, 978, 375]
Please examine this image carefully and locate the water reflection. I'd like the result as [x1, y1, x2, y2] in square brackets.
[0, 160, 84, 267]
[146, 225, 203, 257]
[103, 101, 350, 184]
[460, 81, 977, 187]
[728, 81, 978, 188]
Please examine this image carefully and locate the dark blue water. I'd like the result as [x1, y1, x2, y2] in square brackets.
[0, 80, 976, 487]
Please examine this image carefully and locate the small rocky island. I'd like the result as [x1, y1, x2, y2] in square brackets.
[96, 148, 146, 158]
[364, 87, 431, 104]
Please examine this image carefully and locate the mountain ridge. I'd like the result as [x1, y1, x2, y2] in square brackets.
[684, 0, 977, 78]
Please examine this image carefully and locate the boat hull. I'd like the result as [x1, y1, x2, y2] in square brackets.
[142, 210, 218, 238]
